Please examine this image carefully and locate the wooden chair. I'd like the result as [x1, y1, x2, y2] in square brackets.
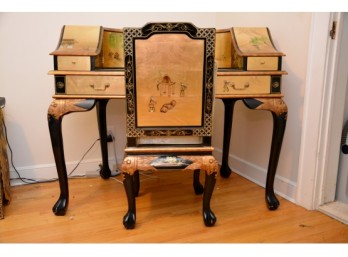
[121, 22, 218, 229]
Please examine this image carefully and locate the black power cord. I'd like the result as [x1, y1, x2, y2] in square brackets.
[1, 114, 101, 185]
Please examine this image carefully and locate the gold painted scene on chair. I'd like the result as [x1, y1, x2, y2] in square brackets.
[135, 34, 204, 127]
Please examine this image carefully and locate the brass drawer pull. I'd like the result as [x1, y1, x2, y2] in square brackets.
[224, 80, 250, 91]
[232, 82, 250, 90]
[90, 83, 110, 91]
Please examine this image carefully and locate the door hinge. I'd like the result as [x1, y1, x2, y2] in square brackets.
[330, 21, 337, 40]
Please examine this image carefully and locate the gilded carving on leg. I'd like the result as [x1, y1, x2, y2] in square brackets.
[121, 156, 157, 176]
[184, 155, 219, 176]
[47, 99, 95, 120]
[254, 98, 288, 117]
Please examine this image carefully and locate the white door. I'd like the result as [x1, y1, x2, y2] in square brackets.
[315, 12, 348, 224]
[296, 12, 348, 224]
[335, 12, 348, 205]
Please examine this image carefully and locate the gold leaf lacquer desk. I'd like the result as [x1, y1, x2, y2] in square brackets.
[47, 69, 287, 215]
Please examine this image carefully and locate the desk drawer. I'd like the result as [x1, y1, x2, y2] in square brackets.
[56, 56, 92, 71]
[247, 57, 279, 71]
[216, 75, 273, 95]
[63, 75, 125, 96]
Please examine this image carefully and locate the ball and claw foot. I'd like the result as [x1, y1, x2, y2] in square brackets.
[266, 192, 280, 210]
[219, 163, 232, 178]
[52, 197, 68, 216]
[99, 166, 112, 179]
[203, 209, 216, 227]
[123, 211, 136, 229]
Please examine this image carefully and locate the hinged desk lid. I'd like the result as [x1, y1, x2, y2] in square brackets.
[231, 27, 284, 57]
[216, 27, 285, 71]
[50, 25, 103, 56]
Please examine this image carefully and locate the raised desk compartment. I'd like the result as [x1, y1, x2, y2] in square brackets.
[51, 26, 124, 71]
[215, 27, 284, 71]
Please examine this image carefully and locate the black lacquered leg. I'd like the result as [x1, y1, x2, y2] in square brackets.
[243, 98, 288, 210]
[48, 99, 96, 216]
[133, 171, 140, 197]
[193, 169, 204, 195]
[48, 115, 69, 216]
[265, 111, 287, 210]
[96, 99, 112, 179]
[220, 99, 238, 178]
[123, 173, 136, 229]
[202, 172, 217, 227]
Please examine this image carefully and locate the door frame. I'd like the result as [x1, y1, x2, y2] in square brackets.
[296, 12, 348, 211]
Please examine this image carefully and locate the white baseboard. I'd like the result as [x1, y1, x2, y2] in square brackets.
[213, 148, 297, 203]
[9, 157, 120, 186]
[10, 148, 297, 204]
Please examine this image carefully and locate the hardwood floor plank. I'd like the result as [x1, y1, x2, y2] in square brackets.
[0, 171, 347, 243]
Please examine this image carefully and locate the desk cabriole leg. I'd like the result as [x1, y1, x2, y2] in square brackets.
[48, 99, 96, 216]
[96, 99, 111, 179]
[221, 98, 238, 178]
[243, 98, 287, 210]
[266, 102, 287, 210]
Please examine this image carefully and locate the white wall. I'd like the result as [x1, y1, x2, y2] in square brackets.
[0, 13, 312, 203]
[214, 13, 312, 202]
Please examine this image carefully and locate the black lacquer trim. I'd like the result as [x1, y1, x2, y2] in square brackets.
[53, 56, 58, 70]
[91, 56, 96, 70]
[242, 57, 248, 71]
[271, 76, 281, 94]
[141, 22, 198, 37]
[278, 56, 282, 71]
[54, 76, 66, 94]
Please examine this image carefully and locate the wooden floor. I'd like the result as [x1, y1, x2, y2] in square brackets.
[1, 171, 348, 243]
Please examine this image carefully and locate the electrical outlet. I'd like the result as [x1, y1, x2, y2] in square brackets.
[106, 134, 113, 142]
